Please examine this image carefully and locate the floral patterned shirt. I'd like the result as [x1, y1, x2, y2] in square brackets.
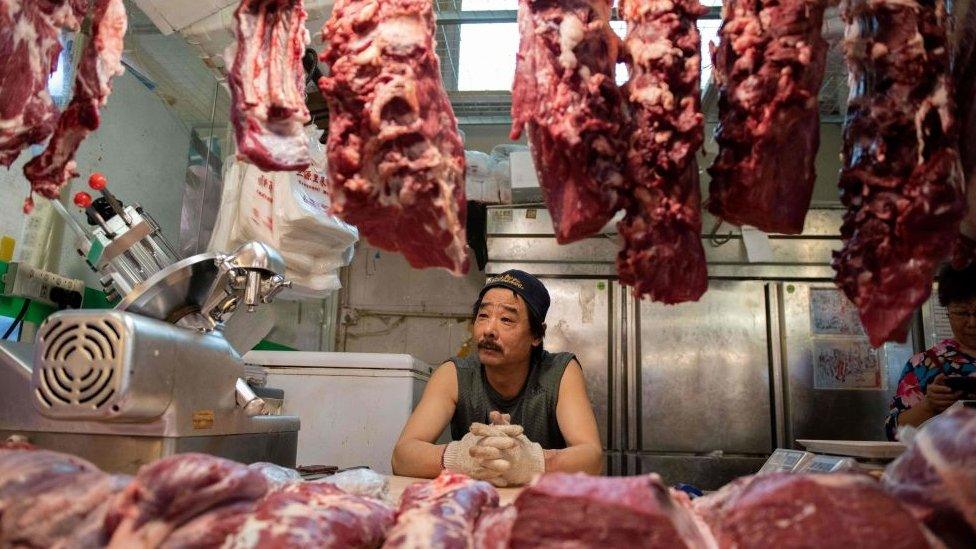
[885, 339, 976, 440]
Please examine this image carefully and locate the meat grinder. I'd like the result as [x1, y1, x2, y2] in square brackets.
[0, 182, 300, 473]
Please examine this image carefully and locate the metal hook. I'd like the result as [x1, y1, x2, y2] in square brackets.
[707, 218, 734, 247]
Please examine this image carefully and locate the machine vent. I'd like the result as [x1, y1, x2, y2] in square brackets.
[34, 317, 123, 411]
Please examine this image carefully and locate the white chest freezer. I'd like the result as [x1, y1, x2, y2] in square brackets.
[243, 351, 434, 474]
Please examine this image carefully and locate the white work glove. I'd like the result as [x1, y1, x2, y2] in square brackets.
[442, 424, 517, 484]
[476, 411, 545, 487]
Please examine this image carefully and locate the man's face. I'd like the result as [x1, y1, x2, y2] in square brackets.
[948, 296, 976, 351]
[473, 288, 541, 367]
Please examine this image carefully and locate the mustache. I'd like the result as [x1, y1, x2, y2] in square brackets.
[478, 340, 502, 352]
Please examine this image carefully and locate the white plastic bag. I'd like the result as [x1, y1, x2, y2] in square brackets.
[208, 127, 359, 299]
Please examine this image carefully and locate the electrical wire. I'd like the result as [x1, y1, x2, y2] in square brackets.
[1, 299, 31, 340]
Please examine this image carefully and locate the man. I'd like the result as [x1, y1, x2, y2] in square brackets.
[391, 270, 603, 486]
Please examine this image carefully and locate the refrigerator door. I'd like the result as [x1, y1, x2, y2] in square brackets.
[638, 280, 772, 454]
[779, 283, 915, 443]
[541, 278, 612, 449]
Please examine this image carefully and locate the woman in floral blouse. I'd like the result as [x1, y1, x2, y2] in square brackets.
[886, 263, 976, 440]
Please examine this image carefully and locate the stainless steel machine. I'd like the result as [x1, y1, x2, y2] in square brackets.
[0, 178, 299, 473]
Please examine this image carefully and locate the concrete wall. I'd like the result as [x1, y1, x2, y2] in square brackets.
[0, 71, 192, 287]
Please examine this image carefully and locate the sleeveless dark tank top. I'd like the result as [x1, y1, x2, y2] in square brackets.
[448, 350, 575, 450]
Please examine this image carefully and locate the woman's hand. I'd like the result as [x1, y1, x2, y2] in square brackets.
[924, 374, 964, 413]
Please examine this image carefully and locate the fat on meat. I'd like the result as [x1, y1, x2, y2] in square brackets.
[707, 0, 828, 234]
[21, 0, 127, 213]
[0, 0, 86, 168]
[617, 0, 709, 304]
[227, 0, 312, 172]
[510, 0, 628, 244]
[382, 471, 499, 549]
[318, 0, 469, 274]
[834, 0, 965, 346]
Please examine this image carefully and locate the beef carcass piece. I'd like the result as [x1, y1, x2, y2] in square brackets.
[1, 471, 129, 548]
[318, 0, 469, 274]
[883, 407, 976, 547]
[835, 0, 964, 346]
[227, 481, 394, 548]
[473, 505, 517, 549]
[954, 0, 976, 267]
[511, 0, 628, 243]
[510, 473, 716, 548]
[0, 0, 85, 167]
[21, 0, 127, 213]
[105, 453, 269, 548]
[227, 0, 311, 172]
[695, 473, 937, 548]
[383, 471, 499, 548]
[0, 449, 100, 519]
[617, 0, 709, 304]
[707, 0, 828, 234]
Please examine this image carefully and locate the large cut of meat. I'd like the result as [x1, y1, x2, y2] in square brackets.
[383, 471, 499, 548]
[510, 0, 627, 244]
[1, 471, 129, 548]
[21, 0, 127, 213]
[0, 448, 99, 518]
[707, 0, 828, 234]
[510, 473, 716, 548]
[616, 0, 708, 303]
[105, 453, 269, 548]
[0, 0, 85, 167]
[228, 0, 312, 172]
[227, 481, 394, 548]
[835, 0, 964, 346]
[318, 0, 469, 274]
[954, 0, 976, 266]
[694, 473, 936, 548]
[883, 407, 976, 547]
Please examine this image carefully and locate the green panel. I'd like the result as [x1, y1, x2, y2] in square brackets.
[83, 287, 117, 309]
[252, 340, 296, 351]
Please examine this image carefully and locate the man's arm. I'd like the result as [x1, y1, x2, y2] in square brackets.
[391, 362, 458, 478]
[546, 360, 603, 475]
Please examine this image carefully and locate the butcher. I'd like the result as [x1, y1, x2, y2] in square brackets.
[391, 270, 603, 486]
[885, 263, 976, 439]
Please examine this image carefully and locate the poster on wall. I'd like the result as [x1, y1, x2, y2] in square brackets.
[809, 288, 864, 336]
[812, 339, 884, 390]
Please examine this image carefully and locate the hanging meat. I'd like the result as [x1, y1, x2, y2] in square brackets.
[834, 0, 964, 346]
[318, 0, 469, 274]
[617, 0, 709, 304]
[227, 0, 312, 172]
[510, 0, 628, 244]
[954, 0, 976, 267]
[707, 0, 828, 234]
[4, 0, 127, 213]
[0, 0, 85, 168]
